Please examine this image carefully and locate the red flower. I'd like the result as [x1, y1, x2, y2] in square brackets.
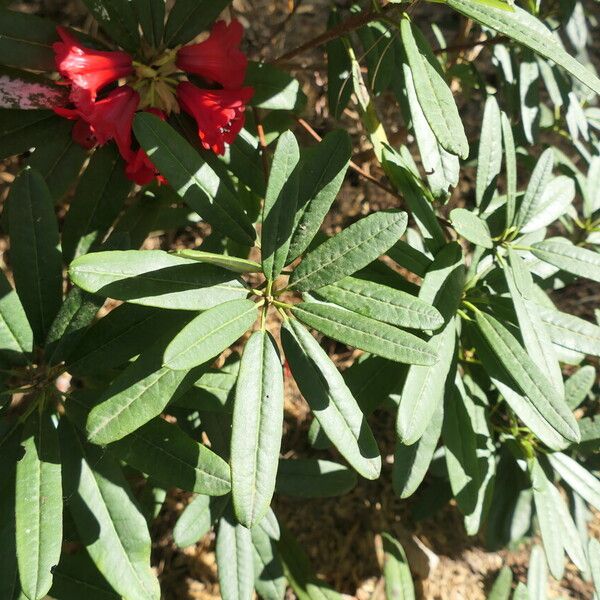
[53, 26, 133, 107]
[177, 82, 253, 155]
[125, 109, 167, 185]
[71, 119, 97, 149]
[176, 20, 248, 89]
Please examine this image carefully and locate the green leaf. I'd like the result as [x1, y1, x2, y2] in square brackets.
[292, 302, 437, 365]
[86, 338, 200, 444]
[251, 517, 287, 600]
[173, 494, 229, 548]
[393, 401, 443, 499]
[287, 130, 351, 262]
[26, 119, 87, 202]
[262, 131, 300, 281]
[526, 546, 547, 600]
[450, 208, 493, 248]
[500, 112, 517, 228]
[245, 62, 306, 112]
[281, 319, 381, 480]
[537, 304, 600, 357]
[547, 452, 600, 512]
[216, 509, 255, 600]
[315, 276, 443, 330]
[70, 249, 248, 310]
[59, 419, 160, 600]
[174, 249, 261, 273]
[530, 459, 565, 580]
[403, 62, 459, 200]
[504, 249, 563, 395]
[445, 0, 600, 95]
[133, 113, 256, 246]
[515, 149, 554, 230]
[79, 0, 140, 53]
[164, 299, 257, 371]
[0, 109, 59, 161]
[400, 17, 468, 158]
[387, 240, 433, 278]
[519, 53, 540, 145]
[520, 176, 575, 234]
[0, 9, 57, 70]
[62, 144, 132, 263]
[45, 287, 104, 366]
[8, 167, 62, 345]
[512, 582, 530, 600]
[67, 304, 189, 375]
[564, 365, 595, 409]
[381, 532, 415, 600]
[134, 0, 164, 48]
[15, 409, 62, 600]
[476, 95, 502, 208]
[475, 311, 579, 444]
[50, 552, 121, 600]
[326, 10, 352, 119]
[588, 538, 600, 598]
[231, 330, 283, 527]
[109, 417, 231, 495]
[488, 566, 513, 600]
[164, 0, 230, 46]
[289, 210, 407, 291]
[531, 240, 600, 283]
[275, 459, 357, 498]
[0, 269, 32, 365]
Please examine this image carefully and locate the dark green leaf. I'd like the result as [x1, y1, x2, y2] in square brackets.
[0, 110, 59, 161]
[8, 168, 62, 345]
[275, 459, 357, 498]
[326, 10, 352, 119]
[0, 269, 32, 365]
[174, 249, 261, 273]
[134, 0, 164, 47]
[245, 62, 306, 112]
[79, 0, 140, 53]
[173, 494, 229, 548]
[164, 0, 231, 46]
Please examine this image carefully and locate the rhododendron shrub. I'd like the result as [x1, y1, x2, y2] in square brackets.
[0, 0, 599, 599]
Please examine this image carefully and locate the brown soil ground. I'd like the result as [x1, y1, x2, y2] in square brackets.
[2, 0, 600, 598]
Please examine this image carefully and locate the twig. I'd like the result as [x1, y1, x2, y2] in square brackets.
[272, 3, 399, 65]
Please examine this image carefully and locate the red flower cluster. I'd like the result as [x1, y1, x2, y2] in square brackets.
[53, 21, 252, 185]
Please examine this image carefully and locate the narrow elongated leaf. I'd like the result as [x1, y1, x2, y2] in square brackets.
[403, 63, 459, 199]
[252, 518, 287, 600]
[216, 510, 255, 600]
[276, 459, 357, 498]
[476, 96, 502, 208]
[133, 113, 256, 246]
[8, 168, 62, 345]
[565, 365, 595, 409]
[245, 62, 306, 112]
[164, 0, 230, 45]
[173, 494, 229, 548]
[530, 459, 565, 580]
[504, 249, 563, 395]
[0, 269, 32, 364]
[0, 109, 59, 160]
[262, 131, 300, 280]
[589, 538, 600, 596]
[393, 401, 443, 499]
[450, 208, 493, 248]
[86, 338, 199, 444]
[400, 18, 468, 158]
[79, 0, 139, 53]
[501, 112, 517, 228]
[537, 304, 600, 357]
[519, 53, 540, 145]
[16, 409, 62, 600]
[445, 0, 600, 95]
[109, 417, 231, 495]
[475, 311, 579, 443]
[387, 240, 433, 278]
[527, 545, 547, 600]
[70, 250, 247, 310]
[174, 249, 261, 273]
[231, 331, 284, 527]
[326, 10, 352, 119]
[547, 452, 600, 511]
[531, 240, 600, 283]
[488, 567, 512, 600]
[289, 210, 407, 291]
[62, 144, 132, 263]
[382, 533, 415, 600]
[521, 176, 575, 233]
[0, 9, 57, 71]
[315, 276, 443, 330]
[164, 299, 257, 371]
[59, 419, 160, 600]
[516, 148, 554, 230]
[134, 0, 164, 48]
[288, 130, 351, 262]
[281, 319, 381, 479]
[293, 302, 437, 365]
